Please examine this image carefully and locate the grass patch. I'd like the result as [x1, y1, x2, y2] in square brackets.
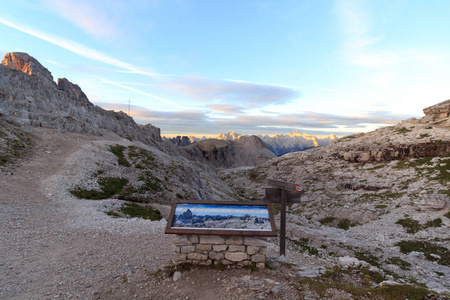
[337, 218, 358, 230]
[105, 211, 121, 218]
[418, 133, 430, 139]
[355, 251, 380, 267]
[119, 202, 162, 220]
[286, 237, 320, 256]
[396, 127, 412, 134]
[303, 266, 432, 300]
[128, 146, 157, 168]
[109, 144, 131, 167]
[138, 171, 163, 192]
[396, 240, 450, 266]
[70, 177, 129, 200]
[366, 165, 385, 170]
[445, 211, 450, 219]
[396, 217, 443, 234]
[375, 204, 388, 209]
[385, 257, 411, 270]
[319, 216, 336, 225]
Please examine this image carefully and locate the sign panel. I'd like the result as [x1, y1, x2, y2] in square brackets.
[165, 201, 277, 237]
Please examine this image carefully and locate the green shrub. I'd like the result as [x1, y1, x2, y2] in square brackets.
[109, 144, 131, 167]
[319, 216, 336, 225]
[70, 177, 129, 200]
[385, 257, 411, 270]
[396, 240, 449, 266]
[119, 202, 162, 220]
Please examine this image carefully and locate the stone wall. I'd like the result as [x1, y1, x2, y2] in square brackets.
[171, 235, 268, 268]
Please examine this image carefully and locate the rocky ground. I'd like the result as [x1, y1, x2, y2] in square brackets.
[223, 120, 450, 296]
[1, 126, 449, 300]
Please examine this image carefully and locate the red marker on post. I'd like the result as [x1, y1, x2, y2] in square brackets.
[296, 184, 301, 193]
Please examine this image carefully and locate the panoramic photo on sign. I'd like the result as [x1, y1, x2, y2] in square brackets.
[172, 203, 271, 230]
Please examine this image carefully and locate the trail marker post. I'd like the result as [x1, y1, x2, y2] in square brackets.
[263, 178, 302, 256]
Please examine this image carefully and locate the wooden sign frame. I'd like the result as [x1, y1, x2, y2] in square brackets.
[165, 200, 277, 237]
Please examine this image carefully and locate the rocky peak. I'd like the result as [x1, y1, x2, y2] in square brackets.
[57, 78, 92, 105]
[1, 52, 54, 82]
[169, 136, 192, 147]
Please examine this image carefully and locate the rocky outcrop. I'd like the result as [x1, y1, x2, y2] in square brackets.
[0, 58, 161, 146]
[169, 136, 192, 147]
[337, 141, 450, 163]
[57, 78, 92, 105]
[1, 52, 54, 82]
[423, 99, 450, 120]
[184, 135, 276, 168]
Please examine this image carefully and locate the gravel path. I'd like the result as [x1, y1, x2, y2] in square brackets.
[0, 129, 172, 299]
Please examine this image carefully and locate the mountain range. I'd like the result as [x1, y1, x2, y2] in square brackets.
[169, 130, 338, 156]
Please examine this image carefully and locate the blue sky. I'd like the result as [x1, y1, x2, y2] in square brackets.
[1, 0, 450, 137]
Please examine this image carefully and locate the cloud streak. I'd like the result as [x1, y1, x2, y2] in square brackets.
[44, 0, 120, 40]
[0, 17, 301, 107]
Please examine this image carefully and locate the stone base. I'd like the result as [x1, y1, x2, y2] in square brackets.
[171, 235, 268, 268]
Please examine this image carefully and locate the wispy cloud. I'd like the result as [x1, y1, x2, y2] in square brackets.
[206, 104, 245, 114]
[0, 17, 158, 76]
[95, 77, 184, 109]
[0, 17, 301, 108]
[43, 0, 120, 40]
[159, 75, 300, 106]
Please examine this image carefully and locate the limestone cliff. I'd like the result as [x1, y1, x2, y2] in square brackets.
[0, 53, 161, 145]
[183, 135, 276, 168]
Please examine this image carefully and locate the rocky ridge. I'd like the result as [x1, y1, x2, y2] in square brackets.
[0, 52, 161, 146]
[183, 135, 276, 168]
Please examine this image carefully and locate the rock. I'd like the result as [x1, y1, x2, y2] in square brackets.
[227, 245, 246, 252]
[196, 244, 212, 252]
[338, 256, 369, 269]
[423, 99, 450, 121]
[226, 236, 243, 245]
[209, 251, 224, 260]
[379, 280, 401, 286]
[173, 271, 182, 281]
[199, 236, 225, 244]
[224, 252, 248, 262]
[57, 78, 92, 105]
[251, 254, 265, 263]
[212, 245, 228, 252]
[180, 246, 195, 254]
[416, 195, 448, 211]
[1, 52, 54, 82]
[244, 237, 268, 247]
[246, 246, 260, 255]
[187, 253, 208, 261]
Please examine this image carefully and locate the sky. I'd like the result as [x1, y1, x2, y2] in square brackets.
[1, 0, 450, 138]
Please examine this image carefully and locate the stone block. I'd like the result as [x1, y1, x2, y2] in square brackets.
[173, 253, 187, 263]
[256, 262, 265, 269]
[221, 259, 234, 265]
[259, 247, 267, 255]
[244, 237, 268, 247]
[251, 254, 265, 263]
[237, 261, 252, 266]
[187, 252, 208, 261]
[228, 245, 246, 252]
[209, 251, 225, 260]
[226, 236, 243, 245]
[171, 235, 191, 246]
[225, 252, 248, 262]
[246, 246, 260, 255]
[200, 236, 225, 244]
[188, 235, 199, 243]
[173, 245, 181, 253]
[213, 245, 228, 252]
[181, 246, 195, 254]
[196, 244, 212, 252]
[199, 260, 213, 266]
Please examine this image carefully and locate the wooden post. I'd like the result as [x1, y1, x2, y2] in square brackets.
[280, 189, 287, 256]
